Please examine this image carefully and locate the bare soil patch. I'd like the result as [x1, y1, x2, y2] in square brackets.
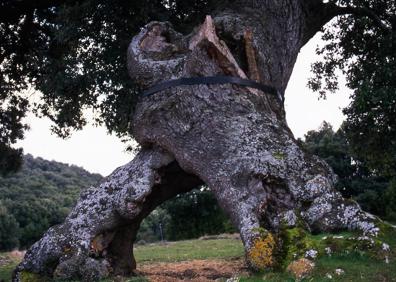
[0, 251, 25, 268]
[137, 258, 248, 282]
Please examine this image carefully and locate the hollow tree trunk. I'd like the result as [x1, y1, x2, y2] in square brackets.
[14, 1, 380, 281]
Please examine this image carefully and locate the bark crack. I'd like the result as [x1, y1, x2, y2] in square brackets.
[190, 15, 249, 79]
[244, 28, 261, 83]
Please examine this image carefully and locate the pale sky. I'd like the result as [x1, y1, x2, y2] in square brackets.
[15, 34, 351, 176]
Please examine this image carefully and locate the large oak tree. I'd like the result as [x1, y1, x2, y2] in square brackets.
[1, 0, 394, 281]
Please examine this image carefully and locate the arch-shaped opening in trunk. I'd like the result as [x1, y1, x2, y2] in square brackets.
[129, 188, 238, 278]
[105, 160, 204, 276]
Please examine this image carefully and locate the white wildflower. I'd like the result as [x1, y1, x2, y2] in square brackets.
[325, 247, 332, 256]
[335, 268, 344, 275]
[305, 249, 318, 259]
[382, 243, 390, 252]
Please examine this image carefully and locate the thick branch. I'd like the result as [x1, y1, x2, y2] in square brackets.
[328, 4, 391, 31]
[302, 0, 391, 44]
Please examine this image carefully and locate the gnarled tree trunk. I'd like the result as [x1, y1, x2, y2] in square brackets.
[14, 1, 380, 281]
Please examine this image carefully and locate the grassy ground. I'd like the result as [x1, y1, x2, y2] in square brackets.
[1, 228, 395, 281]
[241, 253, 396, 282]
[0, 238, 244, 282]
[0, 254, 19, 282]
[240, 226, 396, 282]
[134, 237, 244, 263]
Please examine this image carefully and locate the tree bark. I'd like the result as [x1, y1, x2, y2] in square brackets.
[14, 1, 380, 280]
[13, 148, 202, 280]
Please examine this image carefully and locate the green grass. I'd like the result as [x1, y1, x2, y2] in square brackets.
[239, 225, 396, 282]
[134, 238, 244, 263]
[0, 254, 19, 282]
[1, 227, 396, 282]
[0, 239, 244, 281]
[240, 253, 396, 281]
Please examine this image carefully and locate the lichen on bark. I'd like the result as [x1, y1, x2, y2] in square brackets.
[13, 148, 202, 281]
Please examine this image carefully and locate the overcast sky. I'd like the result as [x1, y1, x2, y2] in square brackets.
[15, 34, 351, 176]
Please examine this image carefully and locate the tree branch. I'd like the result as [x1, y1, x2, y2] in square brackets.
[328, 3, 391, 31]
[302, 0, 391, 44]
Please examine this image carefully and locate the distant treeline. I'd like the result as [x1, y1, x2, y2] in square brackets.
[1, 124, 395, 250]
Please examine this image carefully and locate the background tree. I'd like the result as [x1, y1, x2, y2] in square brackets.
[0, 203, 20, 251]
[308, 0, 396, 177]
[301, 122, 395, 222]
[135, 207, 170, 243]
[136, 189, 235, 243]
[162, 189, 235, 241]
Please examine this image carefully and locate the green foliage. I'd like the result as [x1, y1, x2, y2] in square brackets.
[0, 204, 20, 251]
[137, 188, 235, 243]
[136, 208, 170, 243]
[301, 122, 395, 222]
[309, 0, 396, 177]
[0, 0, 232, 173]
[0, 99, 27, 175]
[0, 154, 102, 250]
[302, 122, 353, 180]
[160, 189, 236, 241]
[384, 180, 396, 222]
[0, 143, 24, 176]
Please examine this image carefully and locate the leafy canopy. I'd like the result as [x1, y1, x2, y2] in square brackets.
[0, 0, 226, 174]
[0, 0, 395, 175]
[308, 0, 396, 176]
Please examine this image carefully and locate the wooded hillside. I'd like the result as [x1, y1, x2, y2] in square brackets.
[0, 155, 233, 251]
[0, 155, 102, 250]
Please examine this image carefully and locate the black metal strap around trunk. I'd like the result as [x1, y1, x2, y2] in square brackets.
[142, 76, 282, 102]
